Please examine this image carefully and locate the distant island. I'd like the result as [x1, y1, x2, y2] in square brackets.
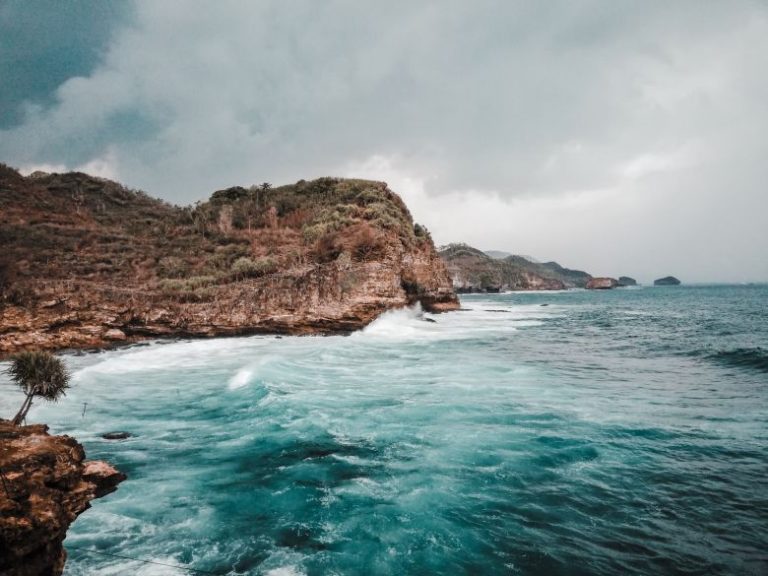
[0, 165, 458, 356]
[654, 276, 681, 286]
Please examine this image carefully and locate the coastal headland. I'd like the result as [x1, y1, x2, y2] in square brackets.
[0, 165, 458, 357]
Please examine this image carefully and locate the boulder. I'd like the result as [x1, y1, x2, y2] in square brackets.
[103, 328, 127, 341]
[586, 277, 618, 290]
[617, 276, 637, 287]
[101, 431, 132, 440]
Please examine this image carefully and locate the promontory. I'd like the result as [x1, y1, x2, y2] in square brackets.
[0, 165, 459, 355]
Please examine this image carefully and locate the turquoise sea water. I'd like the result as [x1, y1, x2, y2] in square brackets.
[3, 285, 767, 575]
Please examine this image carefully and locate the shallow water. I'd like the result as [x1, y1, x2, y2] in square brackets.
[2, 285, 767, 575]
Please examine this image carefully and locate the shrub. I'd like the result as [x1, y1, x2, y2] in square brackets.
[231, 256, 277, 279]
[157, 256, 189, 278]
[414, 223, 429, 238]
[311, 232, 342, 263]
[362, 202, 403, 230]
[349, 223, 386, 262]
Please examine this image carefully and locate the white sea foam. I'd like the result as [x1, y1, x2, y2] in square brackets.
[228, 367, 254, 390]
[264, 566, 306, 576]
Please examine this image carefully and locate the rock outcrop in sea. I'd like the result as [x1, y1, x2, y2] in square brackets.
[439, 243, 593, 292]
[654, 276, 681, 286]
[0, 165, 458, 356]
[617, 276, 637, 287]
[0, 421, 125, 575]
[586, 277, 619, 290]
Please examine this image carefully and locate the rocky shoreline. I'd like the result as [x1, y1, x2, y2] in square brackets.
[0, 421, 125, 576]
[0, 168, 459, 358]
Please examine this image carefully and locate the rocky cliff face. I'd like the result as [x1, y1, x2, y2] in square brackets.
[0, 166, 458, 356]
[0, 421, 125, 575]
[439, 244, 585, 292]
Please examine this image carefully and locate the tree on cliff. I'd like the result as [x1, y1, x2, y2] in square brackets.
[8, 351, 70, 426]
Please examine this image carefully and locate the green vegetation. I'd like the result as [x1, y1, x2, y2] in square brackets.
[7, 351, 70, 425]
[231, 256, 277, 279]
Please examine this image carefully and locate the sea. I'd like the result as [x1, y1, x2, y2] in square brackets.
[2, 284, 766, 575]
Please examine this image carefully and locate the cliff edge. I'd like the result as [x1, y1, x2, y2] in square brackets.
[0, 165, 458, 355]
[0, 421, 125, 575]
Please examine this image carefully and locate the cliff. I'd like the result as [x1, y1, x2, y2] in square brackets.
[0, 421, 125, 575]
[438, 243, 592, 292]
[0, 165, 458, 356]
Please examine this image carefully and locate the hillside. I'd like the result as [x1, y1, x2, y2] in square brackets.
[0, 165, 458, 355]
[439, 243, 593, 292]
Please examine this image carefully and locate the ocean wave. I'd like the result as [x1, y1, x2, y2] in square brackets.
[706, 347, 768, 373]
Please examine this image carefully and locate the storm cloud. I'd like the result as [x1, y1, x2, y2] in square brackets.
[1, 0, 766, 282]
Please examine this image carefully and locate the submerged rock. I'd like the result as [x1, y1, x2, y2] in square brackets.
[654, 276, 681, 286]
[0, 420, 125, 576]
[101, 431, 132, 440]
[586, 277, 619, 290]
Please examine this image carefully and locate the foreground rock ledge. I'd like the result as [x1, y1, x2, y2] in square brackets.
[0, 420, 125, 576]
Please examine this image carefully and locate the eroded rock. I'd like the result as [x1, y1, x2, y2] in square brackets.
[0, 421, 125, 576]
[586, 277, 619, 290]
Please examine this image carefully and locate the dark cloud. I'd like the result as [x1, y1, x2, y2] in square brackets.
[0, 0, 134, 128]
[0, 0, 766, 281]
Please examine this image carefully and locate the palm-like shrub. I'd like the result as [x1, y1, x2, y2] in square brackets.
[8, 351, 70, 425]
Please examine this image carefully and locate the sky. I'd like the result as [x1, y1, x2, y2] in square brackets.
[1, 0, 767, 283]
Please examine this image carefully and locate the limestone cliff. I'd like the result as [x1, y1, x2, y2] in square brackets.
[0, 165, 458, 356]
[0, 421, 125, 575]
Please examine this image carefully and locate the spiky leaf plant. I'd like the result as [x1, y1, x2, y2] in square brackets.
[8, 351, 69, 426]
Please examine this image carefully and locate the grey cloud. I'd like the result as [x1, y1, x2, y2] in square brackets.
[0, 0, 766, 281]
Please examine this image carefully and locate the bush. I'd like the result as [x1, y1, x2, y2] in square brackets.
[349, 223, 386, 262]
[414, 223, 429, 238]
[311, 232, 342, 263]
[362, 202, 403, 230]
[231, 256, 277, 279]
[157, 256, 189, 278]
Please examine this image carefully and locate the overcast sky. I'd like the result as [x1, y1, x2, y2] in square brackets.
[2, 0, 767, 282]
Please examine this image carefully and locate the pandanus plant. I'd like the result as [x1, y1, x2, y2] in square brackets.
[8, 351, 70, 425]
